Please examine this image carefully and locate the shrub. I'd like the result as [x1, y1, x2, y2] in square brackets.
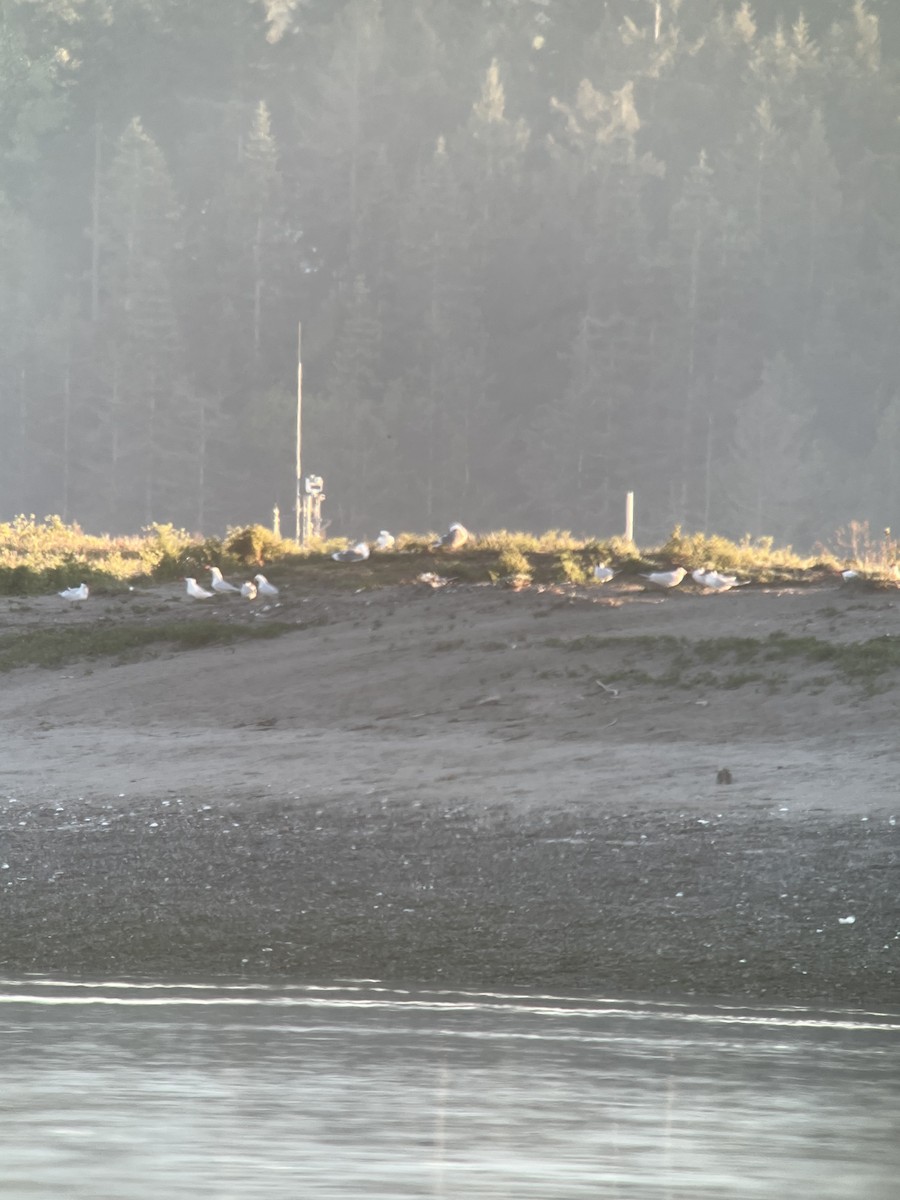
[497, 546, 532, 579]
[225, 524, 291, 565]
[553, 550, 591, 584]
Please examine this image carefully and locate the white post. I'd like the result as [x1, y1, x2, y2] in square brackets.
[301, 319, 309, 544]
[625, 491, 634, 542]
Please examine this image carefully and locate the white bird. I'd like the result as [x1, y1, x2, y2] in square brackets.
[593, 564, 616, 584]
[375, 530, 395, 551]
[185, 577, 213, 599]
[692, 567, 741, 591]
[254, 573, 280, 596]
[240, 580, 257, 599]
[208, 566, 240, 593]
[640, 567, 687, 589]
[432, 522, 468, 550]
[331, 541, 370, 563]
[59, 583, 89, 601]
[703, 574, 738, 592]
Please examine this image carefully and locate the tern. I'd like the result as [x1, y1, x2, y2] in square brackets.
[240, 580, 258, 599]
[432, 522, 468, 550]
[375, 530, 395, 551]
[593, 564, 616, 584]
[692, 568, 741, 591]
[208, 566, 240, 593]
[331, 541, 370, 563]
[185, 577, 213, 599]
[703, 574, 738, 592]
[59, 583, 89, 601]
[254, 574, 280, 596]
[640, 567, 687, 589]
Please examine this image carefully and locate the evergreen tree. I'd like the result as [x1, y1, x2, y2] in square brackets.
[309, 273, 384, 530]
[726, 354, 819, 543]
[95, 116, 187, 528]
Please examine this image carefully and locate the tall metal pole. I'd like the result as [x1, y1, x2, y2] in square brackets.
[295, 320, 303, 544]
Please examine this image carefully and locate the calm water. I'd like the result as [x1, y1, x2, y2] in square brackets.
[1, 980, 897, 1199]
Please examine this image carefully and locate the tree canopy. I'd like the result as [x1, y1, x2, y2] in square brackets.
[1, 0, 898, 545]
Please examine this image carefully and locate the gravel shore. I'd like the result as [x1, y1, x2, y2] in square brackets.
[1, 575, 898, 1005]
[1, 791, 896, 1006]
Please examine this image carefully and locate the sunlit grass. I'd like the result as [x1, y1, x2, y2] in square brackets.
[1, 515, 897, 595]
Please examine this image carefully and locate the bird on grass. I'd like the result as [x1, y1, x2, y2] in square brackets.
[375, 530, 395, 551]
[185, 577, 213, 599]
[640, 567, 687, 590]
[208, 566, 240, 594]
[593, 564, 616, 583]
[254, 573, 280, 596]
[432, 522, 468, 550]
[59, 583, 89, 601]
[240, 580, 257, 599]
[331, 541, 370, 563]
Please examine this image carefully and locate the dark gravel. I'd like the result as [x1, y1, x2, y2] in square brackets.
[1, 795, 897, 1007]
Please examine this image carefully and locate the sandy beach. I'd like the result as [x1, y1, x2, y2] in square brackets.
[0, 569, 897, 1006]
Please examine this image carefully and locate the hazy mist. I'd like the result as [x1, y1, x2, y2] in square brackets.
[2, 0, 899, 546]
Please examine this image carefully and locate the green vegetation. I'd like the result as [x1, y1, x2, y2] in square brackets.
[545, 632, 900, 694]
[495, 545, 533, 584]
[3, 516, 898, 596]
[0, 620, 293, 673]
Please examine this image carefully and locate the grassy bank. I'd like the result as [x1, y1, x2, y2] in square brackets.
[545, 631, 900, 694]
[5, 514, 896, 597]
[0, 620, 293, 672]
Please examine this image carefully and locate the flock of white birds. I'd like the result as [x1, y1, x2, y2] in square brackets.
[327, 522, 470, 563]
[183, 570, 281, 601]
[55, 522, 473, 603]
[592, 564, 748, 592]
[51, 521, 875, 603]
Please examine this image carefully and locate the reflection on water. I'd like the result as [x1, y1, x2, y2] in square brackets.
[1, 980, 897, 1199]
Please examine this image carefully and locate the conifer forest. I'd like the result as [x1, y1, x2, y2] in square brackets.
[2, 0, 899, 544]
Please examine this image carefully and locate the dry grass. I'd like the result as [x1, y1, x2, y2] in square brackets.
[2, 515, 897, 596]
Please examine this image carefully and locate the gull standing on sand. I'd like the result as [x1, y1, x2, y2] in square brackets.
[59, 583, 89, 601]
[432, 522, 468, 550]
[331, 541, 370, 563]
[593, 564, 616, 583]
[240, 580, 258, 599]
[254, 574, 280, 596]
[375, 530, 395, 551]
[208, 566, 240, 594]
[641, 567, 687, 590]
[185, 577, 214, 599]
